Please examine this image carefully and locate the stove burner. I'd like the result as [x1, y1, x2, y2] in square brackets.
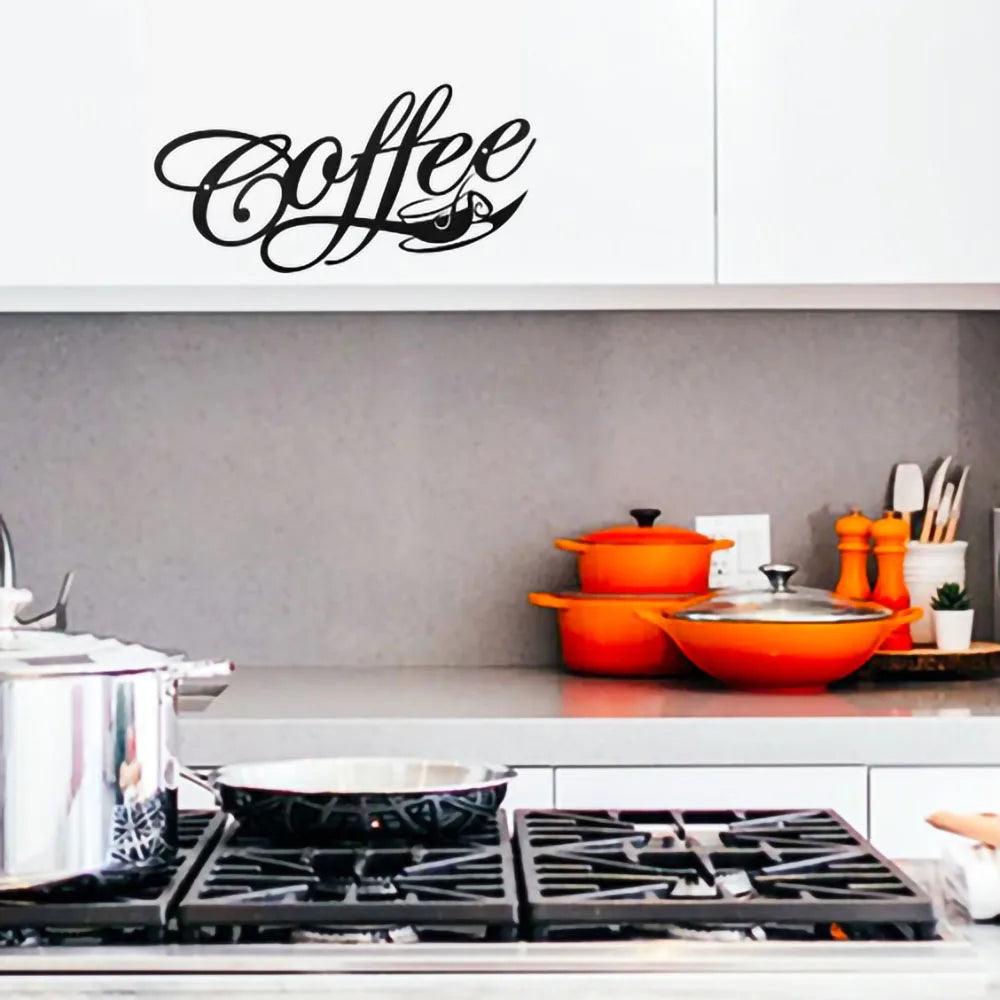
[176, 814, 519, 942]
[0, 812, 226, 945]
[516, 809, 938, 940]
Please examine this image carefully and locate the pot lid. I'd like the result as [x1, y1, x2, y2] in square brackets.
[0, 627, 221, 678]
[672, 564, 892, 624]
[581, 509, 714, 546]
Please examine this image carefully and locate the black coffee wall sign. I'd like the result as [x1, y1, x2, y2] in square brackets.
[153, 84, 535, 272]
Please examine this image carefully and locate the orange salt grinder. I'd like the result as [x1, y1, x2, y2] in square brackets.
[834, 507, 873, 600]
[871, 510, 913, 650]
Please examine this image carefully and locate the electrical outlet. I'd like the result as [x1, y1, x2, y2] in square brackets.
[695, 514, 772, 589]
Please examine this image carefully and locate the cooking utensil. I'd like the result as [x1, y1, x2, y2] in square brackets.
[555, 508, 734, 594]
[932, 482, 955, 543]
[0, 630, 233, 890]
[635, 564, 921, 692]
[186, 757, 515, 840]
[919, 456, 953, 543]
[892, 463, 925, 535]
[529, 591, 696, 676]
[943, 466, 970, 543]
[0, 518, 233, 891]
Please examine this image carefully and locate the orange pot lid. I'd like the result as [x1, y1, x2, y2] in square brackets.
[580, 508, 714, 546]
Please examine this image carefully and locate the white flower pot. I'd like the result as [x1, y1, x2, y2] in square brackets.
[932, 608, 975, 652]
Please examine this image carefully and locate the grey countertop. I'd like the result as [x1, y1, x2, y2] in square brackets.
[180, 665, 1000, 767]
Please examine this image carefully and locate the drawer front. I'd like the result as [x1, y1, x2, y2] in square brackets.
[870, 767, 1000, 858]
[555, 766, 868, 834]
[504, 768, 555, 817]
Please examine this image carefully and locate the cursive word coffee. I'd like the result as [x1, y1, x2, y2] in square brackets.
[153, 85, 535, 272]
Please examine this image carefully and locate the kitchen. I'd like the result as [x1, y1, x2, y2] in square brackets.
[4, 0, 1000, 996]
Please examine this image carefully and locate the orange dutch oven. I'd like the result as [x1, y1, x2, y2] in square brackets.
[635, 563, 922, 693]
[529, 591, 698, 677]
[555, 508, 734, 594]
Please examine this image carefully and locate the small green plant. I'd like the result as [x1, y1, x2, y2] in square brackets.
[931, 582, 972, 611]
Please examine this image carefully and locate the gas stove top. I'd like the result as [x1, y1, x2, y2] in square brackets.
[177, 814, 518, 943]
[518, 809, 937, 941]
[0, 812, 225, 946]
[0, 808, 946, 950]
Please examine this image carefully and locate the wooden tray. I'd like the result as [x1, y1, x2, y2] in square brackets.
[859, 641, 1000, 680]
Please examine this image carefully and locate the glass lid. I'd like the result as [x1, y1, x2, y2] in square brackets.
[673, 564, 892, 624]
[581, 508, 714, 545]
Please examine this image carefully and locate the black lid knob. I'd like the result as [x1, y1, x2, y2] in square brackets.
[629, 508, 661, 528]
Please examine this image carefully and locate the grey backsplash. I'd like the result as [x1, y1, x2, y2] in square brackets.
[0, 310, 997, 665]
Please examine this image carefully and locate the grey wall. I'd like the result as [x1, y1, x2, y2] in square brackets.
[0, 310, 996, 665]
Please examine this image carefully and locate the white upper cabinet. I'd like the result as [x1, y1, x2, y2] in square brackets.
[717, 0, 1000, 284]
[0, 0, 714, 294]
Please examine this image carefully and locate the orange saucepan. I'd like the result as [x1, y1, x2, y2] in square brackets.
[555, 508, 734, 594]
[529, 591, 700, 677]
[634, 564, 923, 693]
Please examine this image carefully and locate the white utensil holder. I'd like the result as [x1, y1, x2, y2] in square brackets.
[904, 541, 968, 645]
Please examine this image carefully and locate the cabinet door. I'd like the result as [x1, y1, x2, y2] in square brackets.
[504, 768, 555, 818]
[718, 0, 1000, 284]
[870, 767, 1000, 859]
[1, 0, 713, 298]
[555, 767, 868, 834]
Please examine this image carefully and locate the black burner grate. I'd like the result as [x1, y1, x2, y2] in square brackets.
[515, 809, 937, 940]
[176, 812, 519, 942]
[0, 811, 226, 945]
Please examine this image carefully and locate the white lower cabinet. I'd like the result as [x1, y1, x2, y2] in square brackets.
[505, 768, 555, 818]
[555, 767, 869, 835]
[870, 767, 1000, 859]
[178, 772, 217, 811]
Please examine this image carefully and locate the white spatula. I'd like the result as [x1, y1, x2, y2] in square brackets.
[893, 463, 925, 537]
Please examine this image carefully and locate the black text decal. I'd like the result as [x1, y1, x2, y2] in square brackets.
[152, 85, 535, 272]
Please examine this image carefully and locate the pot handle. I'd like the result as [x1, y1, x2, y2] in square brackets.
[179, 766, 222, 804]
[167, 658, 235, 681]
[634, 608, 676, 633]
[889, 606, 923, 628]
[710, 538, 736, 553]
[528, 592, 572, 609]
[554, 538, 591, 554]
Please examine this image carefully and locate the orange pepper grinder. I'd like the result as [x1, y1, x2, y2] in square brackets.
[871, 510, 913, 650]
[834, 507, 873, 600]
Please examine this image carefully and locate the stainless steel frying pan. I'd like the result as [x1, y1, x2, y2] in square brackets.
[186, 757, 516, 839]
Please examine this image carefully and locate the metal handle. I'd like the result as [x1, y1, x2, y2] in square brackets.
[629, 508, 661, 528]
[0, 516, 15, 589]
[17, 572, 74, 630]
[179, 766, 221, 803]
[168, 659, 235, 681]
[760, 563, 798, 593]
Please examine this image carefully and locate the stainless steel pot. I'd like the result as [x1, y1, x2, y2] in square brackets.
[0, 517, 233, 893]
[0, 628, 232, 891]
